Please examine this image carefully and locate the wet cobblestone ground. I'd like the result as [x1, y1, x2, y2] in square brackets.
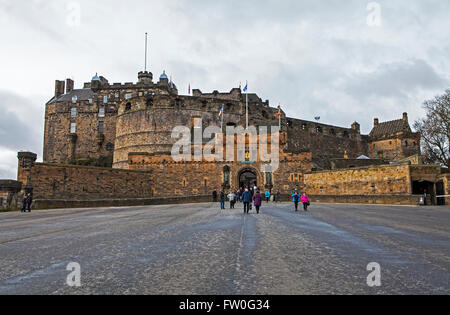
[0, 203, 449, 295]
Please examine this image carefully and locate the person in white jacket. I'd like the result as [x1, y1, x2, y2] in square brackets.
[227, 192, 236, 209]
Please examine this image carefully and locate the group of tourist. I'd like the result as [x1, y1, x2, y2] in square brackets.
[213, 188, 310, 213]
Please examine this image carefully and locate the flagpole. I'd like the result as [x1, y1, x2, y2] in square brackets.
[246, 85, 249, 130]
[144, 32, 148, 71]
[221, 105, 224, 132]
[279, 104, 281, 129]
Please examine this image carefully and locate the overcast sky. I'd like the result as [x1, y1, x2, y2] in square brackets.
[1, 0, 449, 179]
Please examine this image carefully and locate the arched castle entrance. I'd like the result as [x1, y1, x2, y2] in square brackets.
[238, 167, 258, 189]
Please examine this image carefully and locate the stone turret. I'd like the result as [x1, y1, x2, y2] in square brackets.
[138, 71, 153, 85]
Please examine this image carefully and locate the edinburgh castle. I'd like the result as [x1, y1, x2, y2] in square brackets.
[1, 67, 449, 210]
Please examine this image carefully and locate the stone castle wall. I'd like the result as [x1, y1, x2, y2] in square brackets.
[368, 136, 421, 161]
[304, 164, 413, 196]
[20, 163, 153, 201]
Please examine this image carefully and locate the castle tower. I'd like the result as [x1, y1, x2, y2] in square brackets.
[138, 71, 153, 85]
[17, 152, 37, 194]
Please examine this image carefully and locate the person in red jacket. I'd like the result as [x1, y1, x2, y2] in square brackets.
[253, 190, 263, 214]
[301, 193, 310, 212]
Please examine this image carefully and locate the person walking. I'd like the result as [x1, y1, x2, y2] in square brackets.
[228, 191, 236, 209]
[242, 188, 252, 214]
[26, 192, 33, 212]
[301, 193, 310, 212]
[292, 191, 300, 212]
[21, 194, 28, 213]
[253, 190, 262, 214]
[220, 191, 226, 210]
[265, 190, 271, 203]
[276, 191, 281, 203]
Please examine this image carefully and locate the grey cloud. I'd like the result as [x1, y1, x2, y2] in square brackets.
[0, 91, 43, 154]
[343, 59, 448, 99]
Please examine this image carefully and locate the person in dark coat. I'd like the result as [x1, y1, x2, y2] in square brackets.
[213, 190, 218, 202]
[21, 194, 28, 213]
[26, 192, 33, 212]
[253, 190, 262, 214]
[242, 188, 252, 214]
[276, 191, 281, 203]
[220, 191, 226, 210]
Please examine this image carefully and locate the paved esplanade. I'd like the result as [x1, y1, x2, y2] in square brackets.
[0, 203, 449, 295]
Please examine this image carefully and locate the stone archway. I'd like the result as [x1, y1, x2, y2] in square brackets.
[238, 167, 259, 190]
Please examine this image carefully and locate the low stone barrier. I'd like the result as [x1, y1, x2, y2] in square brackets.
[31, 195, 214, 210]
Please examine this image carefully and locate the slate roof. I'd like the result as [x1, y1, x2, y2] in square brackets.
[48, 89, 94, 104]
[369, 119, 411, 139]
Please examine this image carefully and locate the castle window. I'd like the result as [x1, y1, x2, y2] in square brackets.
[146, 97, 153, 107]
[265, 173, 273, 185]
[103, 96, 108, 104]
[262, 110, 269, 119]
[70, 123, 77, 134]
[71, 107, 77, 118]
[99, 108, 105, 118]
[343, 131, 349, 138]
[88, 98, 93, 104]
[405, 141, 408, 147]
[98, 121, 104, 133]
[223, 166, 230, 187]
[71, 96, 78, 104]
[125, 103, 132, 111]
[330, 129, 336, 135]
[125, 93, 132, 100]
[302, 123, 307, 131]
[316, 126, 323, 133]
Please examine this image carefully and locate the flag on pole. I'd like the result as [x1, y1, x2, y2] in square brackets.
[276, 105, 282, 118]
[218, 105, 224, 120]
[243, 81, 248, 92]
[188, 84, 191, 95]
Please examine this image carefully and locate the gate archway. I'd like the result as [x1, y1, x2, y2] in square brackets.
[238, 168, 258, 190]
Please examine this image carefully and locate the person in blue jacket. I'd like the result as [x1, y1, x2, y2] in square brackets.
[265, 191, 271, 203]
[292, 191, 300, 212]
[242, 188, 252, 214]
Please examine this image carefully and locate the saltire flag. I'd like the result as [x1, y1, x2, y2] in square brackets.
[188, 84, 191, 95]
[243, 81, 248, 93]
[218, 105, 224, 120]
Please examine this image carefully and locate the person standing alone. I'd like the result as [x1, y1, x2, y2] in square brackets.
[220, 191, 226, 210]
[265, 190, 271, 203]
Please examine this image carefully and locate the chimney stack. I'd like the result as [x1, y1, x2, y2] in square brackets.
[374, 118, 379, 127]
[403, 112, 408, 122]
[66, 79, 74, 93]
[55, 80, 65, 98]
